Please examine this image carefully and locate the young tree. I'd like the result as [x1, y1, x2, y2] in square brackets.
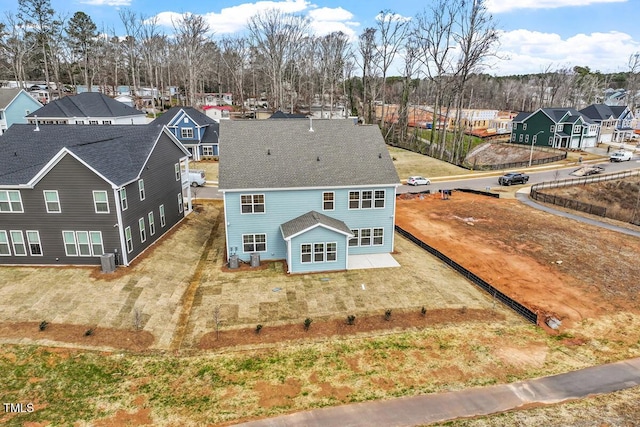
[66, 11, 97, 90]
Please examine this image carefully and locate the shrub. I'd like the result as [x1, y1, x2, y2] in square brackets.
[39, 321, 49, 331]
[84, 328, 94, 337]
[255, 324, 263, 334]
[346, 315, 356, 325]
[384, 309, 392, 321]
[303, 318, 312, 331]
[421, 307, 427, 316]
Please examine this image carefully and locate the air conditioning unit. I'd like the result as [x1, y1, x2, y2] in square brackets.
[100, 253, 116, 273]
[250, 253, 260, 268]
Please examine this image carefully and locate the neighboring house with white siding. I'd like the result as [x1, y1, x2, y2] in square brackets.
[0, 124, 190, 266]
[219, 119, 400, 274]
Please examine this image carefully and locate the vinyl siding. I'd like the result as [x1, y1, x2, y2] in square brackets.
[0, 154, 119, 265]
[119, 133, 186, 263]
[289, 227, 348, 273]
[3, 92, 42, 131]
[224, 186, 396, 263]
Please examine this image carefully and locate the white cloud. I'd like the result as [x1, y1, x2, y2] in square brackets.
[151, 1, 361, 39]
[79, 0, 131, 6]
[374, 12, 412, 23]
[486, 0, 626, 14]
[488, 29, 640, 75]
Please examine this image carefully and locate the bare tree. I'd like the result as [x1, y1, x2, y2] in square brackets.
[358, 27, 380, 124]
[375, 10, 409, 129]
[627, 52, 640, 110]
[220, 36, 248, 113]
[398, 36, 419, 143]
[247, 9, 309, 111]
[0, 12, 33, 86]
[119, 9, 142, 94]
[172, 12, 211, 107]
[317, 31, 350, 117]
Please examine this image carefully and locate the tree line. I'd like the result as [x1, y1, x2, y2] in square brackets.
[1, 0, 638, 163]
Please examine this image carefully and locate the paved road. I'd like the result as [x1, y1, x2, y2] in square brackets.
[234, 357, 640, 427]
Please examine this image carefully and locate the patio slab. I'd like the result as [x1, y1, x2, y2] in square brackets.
[347, 253, 400, 270]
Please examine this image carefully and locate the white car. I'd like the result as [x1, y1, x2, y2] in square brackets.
[609, 151, 633, 162]
[406, 176, 431, 186]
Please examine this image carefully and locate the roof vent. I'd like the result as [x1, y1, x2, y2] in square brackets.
[378, 153, 382, 159]
[317, 156, 320, 162]
[309, 117, 314, 132]
[267, 149, 271, 155]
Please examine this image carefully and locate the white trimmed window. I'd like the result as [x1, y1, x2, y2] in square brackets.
[119, 188, 128, 211]
[326, 242, 337, 262]
[549, 136, 553, 144]
[573, 125, 581, 134]
[202, 146, 214, 156]
[175, 163, 180, 181]
[301, 244, 312, 263]
[525, 134, 529, 143]
[550, 125, 555, 132]
[10, 231, 26, 256]
[178, 193, 183, 213]
[240, 194, 265, 214]
[323, 192, 334, 211]
[63, 231, 78, 256]
[43, 190, 61, 213]
[373, 228, 384, 246]
[511, 133, 516, 142]
[26, 231, 42, 256]
[139, 218, 146, 243]
[0, 190, 23, 213]
[348, 191, 360, 209]
[360, 228, 371, 246]
[76, 231, 91, 256]
[89, 232, 104, 256]
[125, 226, 133, 253]
[523, 123, 527, 130]
[374, 190, 385, 208]
[513, 123, 518, 130]
[0, 231, 10, 256]
[102, 120, 111, 125]
[519, 134, 523, 142]
[89, 120, 98, 125]
[138, 179, 145, 201]
[181, 128, 193, 138]
[314, 243, 325, 262]
[242, 234, 266, 252]
[349, 229, 359, 247]
[361, 191, 372, 209]
[148, 212, 156, 236]
[93, 191, 109, 213]
[159, 205, 166, 227]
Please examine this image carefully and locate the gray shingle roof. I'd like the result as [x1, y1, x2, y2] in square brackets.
[150, 107, 219, 143]
[512, 112, 531, 122]
[0, 123, 185, 186]
[219, 119, 400, 190]
[540, 108, 595, 124]
[26, 93, 144, 119]
[579, 104, 615, 121]
[0, 88, 22, 109]
[280, 210, 352, 239]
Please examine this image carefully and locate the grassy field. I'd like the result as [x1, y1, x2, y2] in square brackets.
[190, 160, 219, 182]
[387, 146, 472, 181]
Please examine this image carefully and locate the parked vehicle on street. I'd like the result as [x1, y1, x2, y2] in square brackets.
[498, 172, 529, 186]
[188, 170, 206, 187]
[609, 151, 633, 162]
[406, 176, 431, 186]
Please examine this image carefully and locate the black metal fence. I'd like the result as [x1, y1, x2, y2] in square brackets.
[395, 225, 538, 325]
[531, 170, 640, 191]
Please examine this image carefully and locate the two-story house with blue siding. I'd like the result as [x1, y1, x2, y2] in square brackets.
[0, 88, 43, 135]
[151, 107, 220, 160]
[0, 124, 190, 266]
[579, 104, 635, 143]
[219, 119, 400, 274]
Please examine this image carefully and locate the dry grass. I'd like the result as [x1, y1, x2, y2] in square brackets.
[387, 146, 472, 181]
[190, 160, 219, 182]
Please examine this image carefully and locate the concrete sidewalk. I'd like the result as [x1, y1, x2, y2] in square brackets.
[234, 358, 640, 427]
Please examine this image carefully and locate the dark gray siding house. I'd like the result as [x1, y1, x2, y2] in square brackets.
[0, 123, 190, 266]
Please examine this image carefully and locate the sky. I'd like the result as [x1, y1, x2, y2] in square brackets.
[2, 0, 639, 76]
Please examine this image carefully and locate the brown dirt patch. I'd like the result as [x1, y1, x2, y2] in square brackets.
[93, 407, 153, 427]
[0, 322, 154, 352]
[198, 308, 502, 350]
[254, 378, 302, 408]
[395, 193, 640, 328]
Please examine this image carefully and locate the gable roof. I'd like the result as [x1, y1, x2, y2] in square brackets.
[579, 104, 617, 121]
[26, 93, 144, 119]
[151, 106, 217, 127]
[539, 108, 595, 125]
[280, 210, 352, 240]
[512, 112, 531, 122]
[0, 88, 22, 109]
[269, 110, 307, 119]
[219, 119, 400, 190]
[0, 124, 188, 187]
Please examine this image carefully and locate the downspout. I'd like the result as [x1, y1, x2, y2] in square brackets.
[113, 187, 129, 266]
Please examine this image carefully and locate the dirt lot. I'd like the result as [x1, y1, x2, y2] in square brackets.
[395, 192, 640, 328]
